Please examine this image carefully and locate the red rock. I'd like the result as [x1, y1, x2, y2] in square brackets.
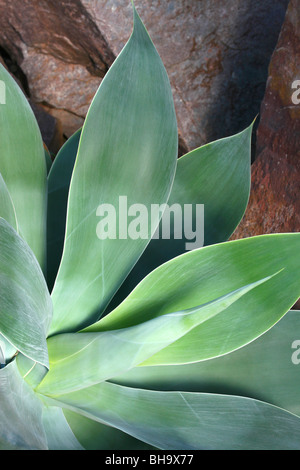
[232, 0, 300, 239]
[0, 0, 289, 151]
[230, 0, 300, 308]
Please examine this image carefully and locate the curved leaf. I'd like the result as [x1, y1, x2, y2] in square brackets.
[47, 129, 81, 291]
[107, 123, 253, 312]
[16, 353, 48, 389]
[41, 405, 84, 450]
[37, 275, 272, 396]
[0, 218, 52, 367]
[0, 173, 17, 232]
[49, 6, 178, 335]
[63, 409, 157, 450]
[90, 233, 300, 365]
[44, 381, 300, 450]
[0, 64, 47, 269]
[113, 310, 300, 417]
[0, 361, 47, 450]
[0, 334, 16, 367]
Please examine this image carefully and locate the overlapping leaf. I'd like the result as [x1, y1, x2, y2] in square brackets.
[0, 361, 47, 450]
[63, 409, 157, 450]
[41, 406, 84, 450]
[44, 381, 300, 450]
[107, 123, 253, 311]
[37, 275, 271, 395]
[0, 218, 52, 367]
[0, 334, 17, 368]
[113, 310, 300, 417]
[90, 233, 300, 365]
[47, 129, 81, 291]
[44, 123, 253, 314]
[0, 173, 17, 232]
[0, 65, 47, 270]
[49, 6, 178, 335]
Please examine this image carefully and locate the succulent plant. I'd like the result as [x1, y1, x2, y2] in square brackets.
[0, 2, 300, 450]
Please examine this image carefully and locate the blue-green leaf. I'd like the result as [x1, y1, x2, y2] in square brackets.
[0, 218, 52, 367]
[0, 65, 47, 270]
[49, 6, 178, 335]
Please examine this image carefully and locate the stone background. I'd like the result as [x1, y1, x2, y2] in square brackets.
[0, 0, 291, 152]
[0, 0, 299, 292]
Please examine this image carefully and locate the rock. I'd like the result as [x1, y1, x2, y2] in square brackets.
[20, 49, 100, 138]
[230, 0, 300, 308]
[83, 0, 289, 150]
[0, 0, 114, 75]
[29, 101, 64, 154]
[231, 0, 300, 239]
[0, 0, 289, 152]
[0, 51, 63, 153]
[0, 0, 114, 139]
[40, 106, 84, 140]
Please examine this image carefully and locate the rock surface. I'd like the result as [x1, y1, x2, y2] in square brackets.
[231, 0, 300, 238]
[0, 52, 63, 153]
[0, 0, 289, 150]
[83, 0, 289, 150]
[229, 0, 300, 308]
[0, 0, 114, 139]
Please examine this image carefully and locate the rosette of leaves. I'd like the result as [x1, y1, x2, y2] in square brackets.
[0, 2, 300, 450]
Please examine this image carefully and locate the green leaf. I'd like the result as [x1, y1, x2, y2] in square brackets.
[63, 409, 157, 450]
[0, 64, 47, 270]
[90, 233, 300, 365]
[49, 6, 178, 335]
[41, 405, 84, 450]
[46, 129, 81, 291]
[106, 124, 253, 312]
[43, 380, 300, 450]
[0, 173, 17, 232]
[0, 218, 52, 367]
[45, 125, 253, 315]
[113, 310, 300, 417]
[0, 361, 47, 450]
[16, 353, 48, 389]
[173, 123, 252, 244]
[37, 275, 272, 396]
[0, 334, 16, 367]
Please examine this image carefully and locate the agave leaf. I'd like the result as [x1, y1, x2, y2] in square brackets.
[0, 173, 18, 232]
[113, 310, 300, 417]
[63, 409, 157, 450]
[43, 381, 300, 450]
[37, 275, 273, 396]
[90, 233, 300, 366]
[16, 353, 48, 389]
[45, 124, 253, 315]
[41, 405, 84, 450]
[0, 65, 47, 270]
[0, 218, 52, 367]
[47, 129, 82, 291]
[49, 6, 178, 335]
[0, 361, 47, 450]
[0, 334, 17, 368]
[107, 123, 253, 312]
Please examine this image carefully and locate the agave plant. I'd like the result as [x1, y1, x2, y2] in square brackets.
[0, 2, 300, 450]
